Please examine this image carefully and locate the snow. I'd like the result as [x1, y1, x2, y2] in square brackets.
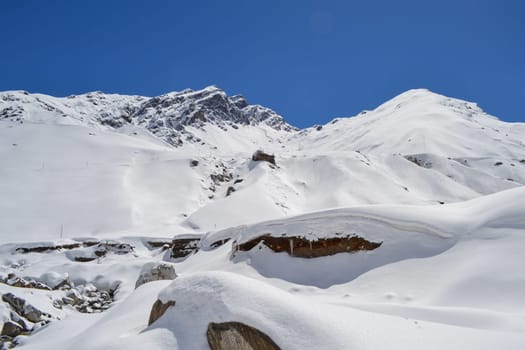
[0, 87, 524, 349]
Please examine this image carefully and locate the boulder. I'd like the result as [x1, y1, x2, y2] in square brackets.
[1, 321, 24, 337]
[135, 263, 177, 289]
[148, 299, 175, 326]
[171, 238, 200, 259]
[2, 293, 42, 323]
[252, 150, 276, 165]
[207, 321, 281, 350]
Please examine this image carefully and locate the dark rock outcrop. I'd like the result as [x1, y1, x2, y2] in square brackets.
[2, 293, 43, 323]
[146, 236, 200, 259]
[171, 237, 200, 259]
[209, 238, 231, 249]
[1, 274, 52, 291]
[404, 154, 432, 168]
[15, 242, 83, 254]
[252, 150, 276, 166]
[226, 186, 236, 197]
[148, 300, 175, 326]
[1, 321, 24, 337]
[236, 234, 382, 258]
[207, 321, 281, 350]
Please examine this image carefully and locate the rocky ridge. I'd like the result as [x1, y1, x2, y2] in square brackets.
[0, 86, 294, 147]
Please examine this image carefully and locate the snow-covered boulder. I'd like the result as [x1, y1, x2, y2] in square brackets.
[135, 262, 177, 289]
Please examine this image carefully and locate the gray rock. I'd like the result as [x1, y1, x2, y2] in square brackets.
[22, 304, 42, 323]
[2, 293, 42, 323]
[2, 294, 24, 314]
[135, 263, 177, 289]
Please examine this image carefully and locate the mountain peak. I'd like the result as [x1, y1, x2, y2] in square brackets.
[0, 86, 295, 147]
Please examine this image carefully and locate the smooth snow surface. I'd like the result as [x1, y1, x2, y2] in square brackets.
[0, 88, 524, 349]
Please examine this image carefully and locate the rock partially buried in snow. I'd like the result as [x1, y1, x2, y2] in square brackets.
[1, 320, 25, 337]
[2, 293, 43, 323]
[148, 299, 175, 326]
[236, 234, 382, 258]
[207, 321, 281, 350]
[135, 262, 177, 289]
[251, 150, 276, 166]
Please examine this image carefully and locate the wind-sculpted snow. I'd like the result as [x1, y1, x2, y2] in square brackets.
[1, 88, 525, 349]
[1, 88, 525, 238]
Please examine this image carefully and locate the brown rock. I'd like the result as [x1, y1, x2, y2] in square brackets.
[207, 321, 281, 350]
[252, 150, 276, 165]
[1, 321, 24, 337]
[236, 234, 382, 258]
[148, 299, 175, 326]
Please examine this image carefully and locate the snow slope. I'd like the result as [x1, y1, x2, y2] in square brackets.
[0, 87, 524, 349]
[2, 187, 524, 350]
[1, 87, 524, 240]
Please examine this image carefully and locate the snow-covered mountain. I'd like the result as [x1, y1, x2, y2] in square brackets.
[0, 86, 294, 147]
[0, 87, 524, 349]
[1, 87, 524, 239]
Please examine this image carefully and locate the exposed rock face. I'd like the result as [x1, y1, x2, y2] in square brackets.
[252, 150, 276, 166]
[1, 274, 52, 290]
[14, 240, 133, 263]
[1, 321, 24, 337]
[236, 234, 382, 258]
[207, 321, 281, 350]
[404, 154, 433, 168]
[135, 263, 177, 289]
[146, 236, 200, 259]
[171, 238, 200, 259]
[148, 299, 175, 326]
[15, 242, 85, 254]
[0, 86, 295, 147]
[2, 293, 42, 323]
[70, 240, 135, 262]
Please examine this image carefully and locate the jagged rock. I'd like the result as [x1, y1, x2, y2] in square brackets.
[94, 241, 134, 256]
[1, 321, 24, 337]
[207, 321, 281, 350]
[148, 299, 175, 326]
[71, 240, 134, 262]
[1, 274, 51, 291]
[226, 186, 236, 197]
[24, 304, 43, 323]
[171, 237, 200, 259]
[15, 242, 82, 254]
[236, 234, 382, 258]
[2, 294, 25, 317]
[209, 238, 231, 249]
[404, 154, 432, 168]
[59, 284, 116, 313]
[135, 263, 177, 289]
[2, 293, 42, 323]
[252, 150, 276, 165]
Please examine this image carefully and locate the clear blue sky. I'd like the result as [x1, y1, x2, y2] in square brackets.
[1, 0, 524, 127]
